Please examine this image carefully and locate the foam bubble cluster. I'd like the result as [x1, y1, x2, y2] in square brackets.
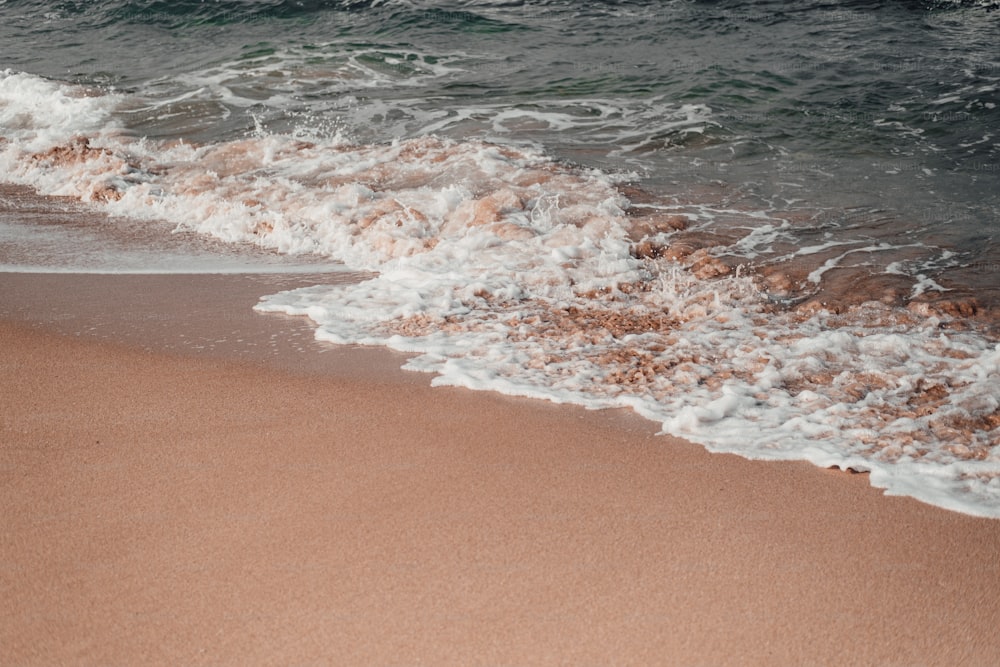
[2, 71, 998, 517]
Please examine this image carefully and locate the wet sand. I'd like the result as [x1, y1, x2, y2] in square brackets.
[2, 272, 1000, 666]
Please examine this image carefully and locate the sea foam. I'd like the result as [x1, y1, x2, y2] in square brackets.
[2, 71, 998, 517]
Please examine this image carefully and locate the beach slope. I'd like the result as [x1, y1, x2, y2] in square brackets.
[2, 310, 1000, 665]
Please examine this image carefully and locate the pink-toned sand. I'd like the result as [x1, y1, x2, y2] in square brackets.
[2, 274, 1000, 666]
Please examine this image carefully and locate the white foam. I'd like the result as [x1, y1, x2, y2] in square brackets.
[0, 69, 121, 150]
[344, 94, 716, 159]
[2, 71, 998, 518]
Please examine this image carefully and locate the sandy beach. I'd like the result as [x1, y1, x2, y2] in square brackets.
[2, 273, 1000, 666]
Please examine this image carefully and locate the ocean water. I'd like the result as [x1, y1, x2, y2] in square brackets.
[1, 0, 998, 516]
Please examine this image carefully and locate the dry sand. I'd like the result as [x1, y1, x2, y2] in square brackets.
[2, 273, 1000, 666]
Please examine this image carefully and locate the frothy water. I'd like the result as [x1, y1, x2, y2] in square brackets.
[1, 0, 999, 517]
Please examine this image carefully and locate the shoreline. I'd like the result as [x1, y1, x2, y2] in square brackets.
[0, 271, 418, 382]
[2, 271, 1000, 665]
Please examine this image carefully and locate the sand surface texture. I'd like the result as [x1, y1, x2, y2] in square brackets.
[2, 274, 1000, 666]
